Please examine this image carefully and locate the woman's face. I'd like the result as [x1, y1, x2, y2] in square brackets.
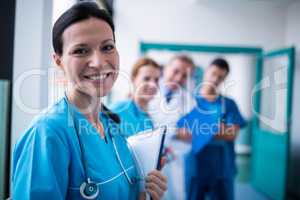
[54, 17, 119, 98]
[132, 65, 160, 102]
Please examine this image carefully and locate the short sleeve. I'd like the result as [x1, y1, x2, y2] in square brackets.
[110, 101, 135, 137]
[12, 122, 70, 200]
[176, 114, 187, 129]
[110, 101, 130, 114]
[225, 99, 247, 128]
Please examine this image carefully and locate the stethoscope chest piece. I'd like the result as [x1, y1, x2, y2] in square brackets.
[80, 178, 99, 199]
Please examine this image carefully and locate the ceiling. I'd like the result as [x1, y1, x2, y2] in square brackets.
[192, 0, 298, 7]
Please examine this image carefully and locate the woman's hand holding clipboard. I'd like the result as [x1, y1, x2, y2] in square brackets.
[127, 126, 168, 200]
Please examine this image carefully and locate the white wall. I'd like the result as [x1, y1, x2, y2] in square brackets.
[285, 1, 300, 198]
[11, 0, 76, 146]
[113, 0, 288, 100]
[53, 0, 77, 24]
[11, 0, 53, 147]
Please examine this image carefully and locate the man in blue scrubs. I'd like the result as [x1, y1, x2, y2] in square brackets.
[177, 58, 246, 200]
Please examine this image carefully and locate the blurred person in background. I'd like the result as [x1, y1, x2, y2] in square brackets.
[148, 55, 196, 200]
[177, 58, 246, 200]
[111, 57, 161, 137]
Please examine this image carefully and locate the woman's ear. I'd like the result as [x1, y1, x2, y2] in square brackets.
[53, 53, 63, 70]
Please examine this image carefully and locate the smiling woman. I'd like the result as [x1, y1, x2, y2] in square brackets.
[53, 17, 119, 99]
[11, 2, 167, 200]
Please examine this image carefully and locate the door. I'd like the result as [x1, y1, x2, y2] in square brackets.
[251, 47, 295, 200]
[0, 80, 10, 199]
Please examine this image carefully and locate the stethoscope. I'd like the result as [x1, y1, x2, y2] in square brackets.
[64, 95, 137, 199]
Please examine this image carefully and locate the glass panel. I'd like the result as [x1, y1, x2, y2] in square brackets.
[0, 80, 10, 199]
[259, 55, 288, 133]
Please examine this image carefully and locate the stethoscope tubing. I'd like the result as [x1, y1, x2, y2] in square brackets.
[64, 95, 134, 189]
[68, 165, 135, 190]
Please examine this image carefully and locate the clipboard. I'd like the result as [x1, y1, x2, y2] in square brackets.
[176, 107, 220, 153]
[126, 126, 167, 190]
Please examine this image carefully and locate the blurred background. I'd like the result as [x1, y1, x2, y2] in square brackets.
[0, 0, 299, 199]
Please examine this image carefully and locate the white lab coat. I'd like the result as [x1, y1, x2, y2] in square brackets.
[148, 85, 196, 200]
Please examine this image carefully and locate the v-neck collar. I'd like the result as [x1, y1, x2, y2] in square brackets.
[196, 94, 222, 104]
[64, 97, 110, 143]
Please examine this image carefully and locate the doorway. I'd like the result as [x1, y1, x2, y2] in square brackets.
[139, 42, 295, 200]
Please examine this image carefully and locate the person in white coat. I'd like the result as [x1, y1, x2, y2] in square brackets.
[148, 54, 196, 200]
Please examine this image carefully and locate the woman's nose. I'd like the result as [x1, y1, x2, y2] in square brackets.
[146, 78, 159, 88]
[89, 51, 106, 68]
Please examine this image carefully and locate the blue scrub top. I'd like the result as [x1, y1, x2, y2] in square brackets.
[12, 97, 140, 200]
[193, 95, 246, 179]
[110, 99, 154, 137]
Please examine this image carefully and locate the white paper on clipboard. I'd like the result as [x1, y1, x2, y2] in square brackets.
[126, 126, 167, 189]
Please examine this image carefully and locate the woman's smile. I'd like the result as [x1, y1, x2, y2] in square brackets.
[83, 71, 115, 84]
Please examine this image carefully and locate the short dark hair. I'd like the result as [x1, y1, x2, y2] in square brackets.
[52, 1, 115, 55]
[169, 54, 195, 68]
[210, 58, 230, 74]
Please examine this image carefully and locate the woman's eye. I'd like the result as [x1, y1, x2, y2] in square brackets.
[72, 48, 89, 55]
[143, 76, 151, 82]
[102, 44, 115, 52]
[174, 70, 179, 75]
